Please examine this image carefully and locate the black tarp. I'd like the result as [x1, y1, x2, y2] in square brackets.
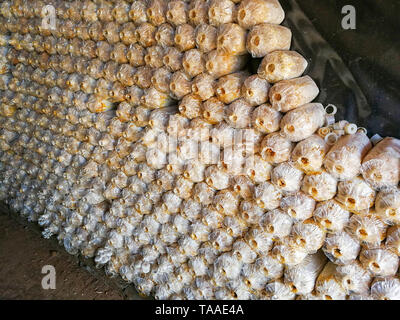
[279, 0, 400, 138]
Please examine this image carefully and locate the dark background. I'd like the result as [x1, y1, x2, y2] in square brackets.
[280, 0, 400, 138]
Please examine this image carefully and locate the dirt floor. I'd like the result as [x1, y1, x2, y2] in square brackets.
[0, 207, 140, 300]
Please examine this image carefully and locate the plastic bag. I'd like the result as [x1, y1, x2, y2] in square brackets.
[272, 0, 400, 138]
